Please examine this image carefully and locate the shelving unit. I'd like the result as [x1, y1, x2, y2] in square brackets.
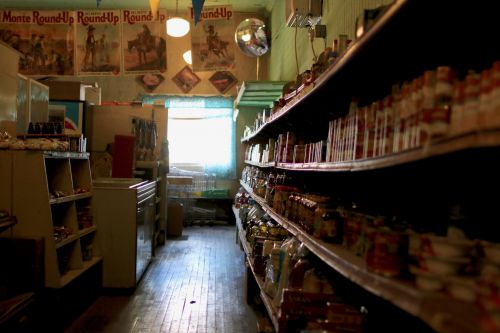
[0, 150, 101, 288]
[239, 181, 481, 333]
[237, 3, 500, 332]
[236, 81, 288, 108]
[233, 205, 279, 332]
[241, 0, 500, 146]
[244, 160, 275, 168]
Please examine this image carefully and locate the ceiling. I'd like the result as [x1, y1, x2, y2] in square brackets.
[0, 0, 273, 13]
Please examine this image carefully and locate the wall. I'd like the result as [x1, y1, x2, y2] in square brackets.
[268, 0, 393, 81]
[46, 11, 268, 102]
[40, 11, 269, 196]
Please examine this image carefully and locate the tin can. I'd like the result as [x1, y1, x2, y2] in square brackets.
[365, 227, 409, 277]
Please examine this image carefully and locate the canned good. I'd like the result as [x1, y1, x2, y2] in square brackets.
[365, 227, 409, 277]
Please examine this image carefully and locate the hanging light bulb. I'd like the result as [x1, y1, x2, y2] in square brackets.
[182, 50, 192, 64]
[166, 0, 190, 37]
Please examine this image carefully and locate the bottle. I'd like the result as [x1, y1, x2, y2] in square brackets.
[28, 122, 35, 134]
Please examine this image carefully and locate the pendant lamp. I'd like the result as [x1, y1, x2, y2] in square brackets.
[166, 0, 190, 37]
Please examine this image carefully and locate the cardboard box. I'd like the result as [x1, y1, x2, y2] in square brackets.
[166, 176, 193, 185]
[43, 81, 84, 100]
[167, 203, 183, 237]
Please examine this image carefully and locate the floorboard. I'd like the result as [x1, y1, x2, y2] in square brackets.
[64, 225, 257, 333]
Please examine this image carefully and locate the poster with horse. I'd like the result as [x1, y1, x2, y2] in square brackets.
[190, 5, 235, 72]
[75, 10, 121, 76]
[0, 10, 76, 76]
[121, 9, 167, 75]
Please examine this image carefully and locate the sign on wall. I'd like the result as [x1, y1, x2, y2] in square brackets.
[190, 5, 235, 72]
[121, 9, 167, 75]
[0, 10, 76, 76]
[75, 10, 121, 76]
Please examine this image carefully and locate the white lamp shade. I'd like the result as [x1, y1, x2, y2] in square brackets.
[166, 17, 190, 37]
[183, 50, 192, 64]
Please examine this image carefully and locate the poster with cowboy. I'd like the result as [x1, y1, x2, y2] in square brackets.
[0, 10, 76, 76]
[121, 9, 167, 75]
[75, 10, 121, 76]
[190, 5, 235, 72]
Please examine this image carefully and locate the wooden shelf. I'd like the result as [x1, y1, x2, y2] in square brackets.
[60, 256, 102, 288]
[275, 130, 500, 173]
[244, 160, 275, 168]
[55, 234, 79, 249]
[0, 217, 16, 233]
[239, 180, 480, 333]
[260, 291, 279, 332]
[44, 151, 89, 159]
[236, 81, 288, 108]
[5, 151, 99, 289]
[234, 2, 500, 332]
[135, 160, 161, 169]
[241, 1, 500, 146]
[78, 225, 97, 237]
[50, 192, 92, 204]
[233, 205, 279, 332]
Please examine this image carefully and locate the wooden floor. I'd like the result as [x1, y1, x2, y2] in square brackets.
[64, 225, 257, 333]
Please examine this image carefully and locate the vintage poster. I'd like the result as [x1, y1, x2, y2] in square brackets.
[121, 9, 167, 75]
[0, 10, 75, 76]
[190, 5, 235, 72]
[75, 10, 121, 76]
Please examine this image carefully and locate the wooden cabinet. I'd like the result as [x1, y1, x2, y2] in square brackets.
[237, 1, 500, 332]
[1, 150, 101, 288]
[0, 41, 20, 127]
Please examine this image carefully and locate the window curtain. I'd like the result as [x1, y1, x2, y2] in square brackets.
[142, 95, 236, 179]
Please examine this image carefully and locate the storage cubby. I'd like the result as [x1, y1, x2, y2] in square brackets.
[70, 158, 92, 193]
[45, 158, 73, 198]
[79, 232, 98, 262]
[51, 202, 78, 229]
[75, 197, 94, 230]
[57, 240, 82, 275]
[0, 151, 102, 288]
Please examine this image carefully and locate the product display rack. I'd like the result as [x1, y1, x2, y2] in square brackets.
[240, 180, 480, 333]
[244, 160, 275, 168]
[233, 205, 279, 332]
[241, 0, 500, 146]
[0, 150, 101, 288]
[238, 1, 500, 332]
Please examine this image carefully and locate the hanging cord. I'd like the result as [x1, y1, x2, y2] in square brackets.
[294, 22, 299, 77]
[309, 27, 318, 63]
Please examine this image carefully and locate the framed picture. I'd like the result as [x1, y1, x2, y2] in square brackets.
[49, 100, 85, 135]
[209, 71, 238, 94]
[172, 66, 201, 93]
[136, 73, 165, 92]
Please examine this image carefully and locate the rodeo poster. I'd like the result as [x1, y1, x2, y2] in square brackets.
[190, 5, 235, 72]
[121, 9, 167, 75]
[0, 10, 76, 76]
[75, 10, 121, 76]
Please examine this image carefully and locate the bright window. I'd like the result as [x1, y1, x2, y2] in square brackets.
[167, 104, 236, 179]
